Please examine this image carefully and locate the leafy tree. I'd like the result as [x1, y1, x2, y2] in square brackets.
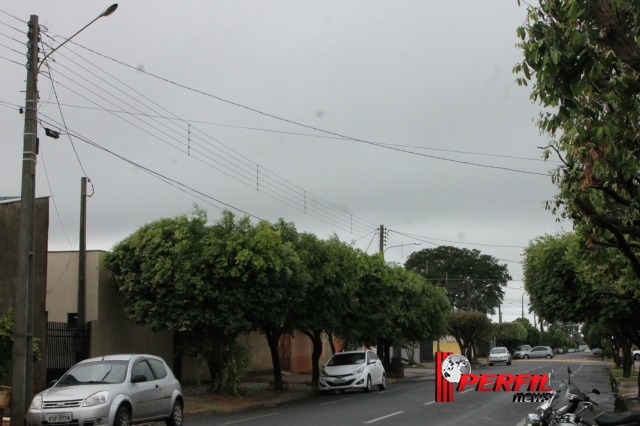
[515, 0, 640, 290]
[514, 317, 541, 346]
[523, 231, 640, 382]
[103, 209, 304, 392]
[336, 253, 401, 362]
[446, 311, 493, 359]
[209, 215, 305, 391]
[493, 321, 527, 351]
[405, 246, 510, 314]
[293, 234, 360, 384]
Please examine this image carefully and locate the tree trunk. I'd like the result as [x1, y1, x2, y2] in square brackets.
[622, 341, 633, 378]
[304, 330, 323, 385]
[384, 339, 394, 364]
[328, 332, 336, 354]
[207, 359, 224, 393]
[265, 330, 284, 391]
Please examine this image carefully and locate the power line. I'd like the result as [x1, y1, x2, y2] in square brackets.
[42, 58, 93, 188]
[44, 32, 550, 177]
[390, 229, 525, 248]
[39, 31, 379, 232]
[0, 54, 21, 66]
[39, 144, 73, 247]
[0, 9, 26, 23]
[37, 111, 266, 221]
[34, 101, 553, 163]
[35, 52, 375, 236]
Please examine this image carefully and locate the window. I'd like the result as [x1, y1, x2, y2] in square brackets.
[147, 359, 168, 379]
[370, 352, 379, 361]
[132, 360, 155, 381]
[532, 347, 544, 352]
[490, 348, 507, 354]
[327, 353, 366, 366]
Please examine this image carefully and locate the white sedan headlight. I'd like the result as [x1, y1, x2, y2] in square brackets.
[83, 391, 109, 407]
[30, 394, 42, 410]
[352, 366, 366, 375]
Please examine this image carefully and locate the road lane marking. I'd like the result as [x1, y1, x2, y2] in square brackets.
[375, 388, 400, 394]
[423, 401, 435, 405]
[462, 389, 474, 393]
[319, 397, 354, 406]
[364, 412, 404, 424]
[220, 413, 279, 425]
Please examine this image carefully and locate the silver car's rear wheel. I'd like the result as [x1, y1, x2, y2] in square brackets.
[166, 401, 183, 426]
[523, 355, 530, 359]
[546, 355, 552, 359]
[114, 406, 131, 426]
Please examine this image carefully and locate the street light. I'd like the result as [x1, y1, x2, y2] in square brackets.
[38, 3, 118, 71]
[11, 6, 118, 426]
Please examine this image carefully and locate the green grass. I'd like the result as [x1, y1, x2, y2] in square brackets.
[612, 367, 639, 382]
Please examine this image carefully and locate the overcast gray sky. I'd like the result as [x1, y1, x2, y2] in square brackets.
[0, 1, 566, 324]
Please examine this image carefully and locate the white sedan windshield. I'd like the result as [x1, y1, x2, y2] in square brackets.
[490, 348, 507, 354]
[327, 353, 366, 366]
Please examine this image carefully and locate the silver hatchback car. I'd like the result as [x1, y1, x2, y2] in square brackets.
[28, 354, 183, 426]
[520, 346, 554, 359]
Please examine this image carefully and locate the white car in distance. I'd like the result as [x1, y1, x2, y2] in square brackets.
[489, 347, 512, 366]
[319, 350, 386, 393]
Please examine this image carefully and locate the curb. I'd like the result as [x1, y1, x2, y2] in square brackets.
[261, 391, 317, 406]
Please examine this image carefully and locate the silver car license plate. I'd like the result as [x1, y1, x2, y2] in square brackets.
[46, 413, 72, 423]
[335, 378, 345, 383]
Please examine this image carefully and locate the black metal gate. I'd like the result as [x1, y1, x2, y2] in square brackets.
[46, 322, 91, 383]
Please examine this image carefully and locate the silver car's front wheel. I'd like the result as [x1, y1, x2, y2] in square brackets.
[114, 407, 131, 426]
[166, 401, 183, 426]
[364, 375, 372, 393]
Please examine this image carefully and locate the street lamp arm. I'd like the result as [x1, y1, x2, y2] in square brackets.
[38, 4, 118, 72]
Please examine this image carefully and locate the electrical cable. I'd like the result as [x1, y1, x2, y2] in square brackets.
[42, 59, 94, 195]
[38, 34, 379, 232]
[37, 111, 265, 221]
[42, 32, 551, 177]
[39, 144, 73, 247]
[34, 101, 553, 163]
[390, 229, 525, 248]
[0, 9, 26, 23]
[37, 59, 374, 235]
[0, 54, 21, 66]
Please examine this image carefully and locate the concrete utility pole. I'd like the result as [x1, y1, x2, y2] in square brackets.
[379, 225, 384, 254]
[11, 15, 39, 426]
[77, 177, 87, 323]
[498, 305, 502, 323]
[521, 293, 525, 318]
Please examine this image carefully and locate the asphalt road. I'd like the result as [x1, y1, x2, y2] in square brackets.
[189, 354, 614, 426]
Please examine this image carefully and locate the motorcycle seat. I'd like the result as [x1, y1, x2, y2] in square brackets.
[595, 411, 640, 426]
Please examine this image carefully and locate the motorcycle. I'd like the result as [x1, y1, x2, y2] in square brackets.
[524, 367, 640, 426]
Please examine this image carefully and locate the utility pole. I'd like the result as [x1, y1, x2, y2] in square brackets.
[533, 312, 537, 328]
[521, 293, 524, 318]
[498, 305, 502, 323]
[467, 279, 471, 310]
[77, 177, 87, 323]
[379, 225, 384, 254]
[11, 15, 39, 426]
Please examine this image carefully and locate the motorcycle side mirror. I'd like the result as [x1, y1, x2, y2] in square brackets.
[592, 389, 600, 395]
[550, 369, 555, 379]
[588, 404, 595, 412]
[567, 367, 572, 374]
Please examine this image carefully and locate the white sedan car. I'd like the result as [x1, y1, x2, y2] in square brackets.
[319, 350, 386, 393]
[488, 347, 511, 366]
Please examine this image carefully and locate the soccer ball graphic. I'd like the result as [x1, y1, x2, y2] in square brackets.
[441, 354, 472, 383]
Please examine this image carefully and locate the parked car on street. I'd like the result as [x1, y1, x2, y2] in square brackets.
[519, 346, 554, 359]
[568, 348, 577, 353]
[592, 348, 603, 355]
[28, 354, 183, 426]
[488, 347, 511, 366]
[553, 348, 564, 355]
[319, 350, 386, 393]
[512, 345, 531, 359]
[633, 350, 640, 360]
